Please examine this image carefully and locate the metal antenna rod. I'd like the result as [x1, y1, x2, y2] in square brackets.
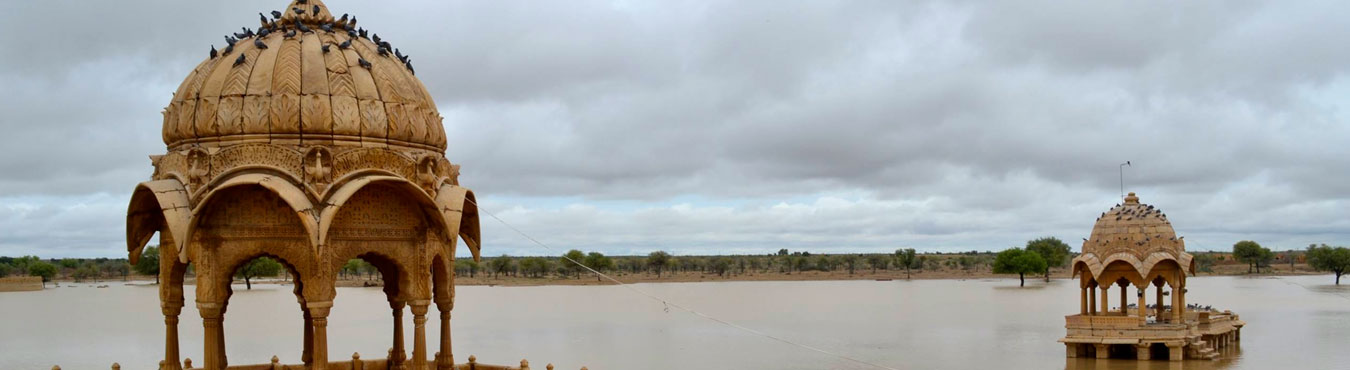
[1119, 161, 1131, 199]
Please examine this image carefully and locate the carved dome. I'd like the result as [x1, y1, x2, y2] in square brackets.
[1074, 192, 1193, 280]
[1083, 192, 1185, 257]
[161, 0, 445, 151]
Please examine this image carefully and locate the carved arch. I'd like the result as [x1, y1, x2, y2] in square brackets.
[317, 175, 449, 246]
[127, 179, 192, 264]
[184, 173, 320, 262]
[435, 183, 481, 262]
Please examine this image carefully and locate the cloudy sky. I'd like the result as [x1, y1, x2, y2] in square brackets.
[1, 0, 1347, 258]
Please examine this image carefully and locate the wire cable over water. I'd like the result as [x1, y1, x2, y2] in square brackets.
[463, 197, 900, 370]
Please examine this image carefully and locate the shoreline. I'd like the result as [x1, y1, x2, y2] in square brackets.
[34, 263, 1330, 289]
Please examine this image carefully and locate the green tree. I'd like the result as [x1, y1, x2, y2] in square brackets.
[866, 255, 889, 274]
[235, 257, 283, 290]
[583, 252, 615, 281]
[1025, 237, 1071, 281]
[135, 246, 162, 283]
[28, 261, 57, 287]
[895, 248, 917, 279]
[1194, 253, 1216, 274]
[0, 262, 12, 277]
[841, 254, 860, 275]
[58, 258, 79, 279]
[341, 259, 365, 279]
[488, 255, 515, 279]
[709, 256, 733, 277]
[993, 248, 1047, 287]
[560, 249, 587, 278]
[1233, 240, 1266, 274]
[647, 251, 672, 277]
[455, 259, 481, 278]
[1307, 244, 1350, 285]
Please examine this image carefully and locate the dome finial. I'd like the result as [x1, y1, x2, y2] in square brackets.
[277, 0, 335, 26]
[1124, 192, 1139, 204]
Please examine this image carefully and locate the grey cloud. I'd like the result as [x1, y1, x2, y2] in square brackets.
[0, 0, 1347, 257]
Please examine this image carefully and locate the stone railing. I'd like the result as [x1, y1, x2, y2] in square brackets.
[1065, 314, 1144, 328]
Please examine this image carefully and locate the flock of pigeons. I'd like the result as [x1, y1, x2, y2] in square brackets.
[1084, 203, 1184, 246]
[207, 0, 417, 75]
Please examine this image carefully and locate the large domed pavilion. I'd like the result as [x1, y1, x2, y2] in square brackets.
[120, 1, 550, 369]
[1060, 193, 1243, 361]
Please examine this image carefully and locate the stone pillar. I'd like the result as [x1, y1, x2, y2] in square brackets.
[1137, 287, 1147, 320]
[1099, 286, 1109, 316]
[301, 300, 313, 365]
[1167, 344, 1183, 361]
[1172, 284, 1183, 322]
[198, 302, 224, 370]
[1079, 287, 1087, 315]
[410, 301, 430, 369]
[1094, 344, 1109, 359]
[1088, 286, 1096, 314]
[1065, 343, 1077, 358]
[1135, 344, 1151, 360]
[1155, 284, 1165, 319]
[390, 301, 407, 369]
[162, 301, 184, 370]
[307, 301, 333, 370]
[1118, 283, 1128, 316]
[436, 305, 452, 370]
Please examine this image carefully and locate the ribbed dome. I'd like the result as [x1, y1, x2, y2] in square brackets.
[1083, 192, 1185, 258]
[161, 0, 445, 151]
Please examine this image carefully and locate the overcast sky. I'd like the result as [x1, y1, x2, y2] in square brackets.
[1, 1, 1347, 258]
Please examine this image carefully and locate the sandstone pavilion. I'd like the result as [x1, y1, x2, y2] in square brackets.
[122, 1, 576, 369]
[1061, 193, 1244, 361]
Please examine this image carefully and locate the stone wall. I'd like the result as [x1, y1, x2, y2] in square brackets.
[0, 276, 43, 292]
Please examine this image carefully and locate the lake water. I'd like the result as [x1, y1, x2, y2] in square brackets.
[1, 275, 1347, 369]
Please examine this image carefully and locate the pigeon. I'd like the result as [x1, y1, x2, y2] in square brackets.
[260, 13, 270, 26]
[380, 41, 391, 50]
[358, 28, 368, 39]
[321, 44, 330, 53]
[405, 62, 414, 75]
[372, 34, 381, 45]
[254, 38, 268, 49]
[284, 29, 297, 39]
[337, 14, 349, 24]
[234, 32, 248, 39]
[378, 46, 389, 57]
[258, 28, 271, 37]
[296, 20, 312, 33]
[321, 23, 333, 33]
[271, 10, 283, 19]
[349, 16, 357, 28]
[338, 39, 351, 49]
[395, 48, 404, 60]
[358, 58, 372, 69]
[313, 5, 320, 16]
[209, 45, 218, 59]
[293, 7, 305, 15]
[298, 0, 307, 3]
[223, 44, 234, 55]
[233, 53, 247, 66]
[347, 29, 358, 38]
[225, 36, 237, 46]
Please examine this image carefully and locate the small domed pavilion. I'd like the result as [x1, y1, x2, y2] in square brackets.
[123, 1, 553, 369]
[1060, 193, 1243, 361]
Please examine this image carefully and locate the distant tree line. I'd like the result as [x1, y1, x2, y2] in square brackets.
[457, 248, 1004, 281]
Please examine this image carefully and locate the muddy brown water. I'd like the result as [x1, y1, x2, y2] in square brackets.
[1, 275, 1346, 369]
